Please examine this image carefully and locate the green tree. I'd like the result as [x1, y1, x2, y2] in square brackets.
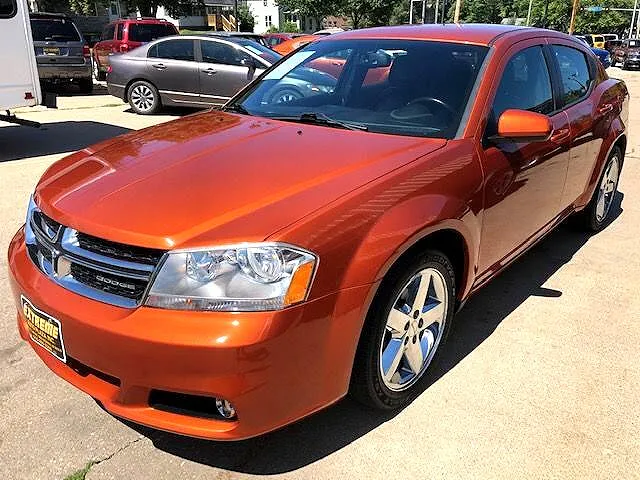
[281, 21, 300, 32]
[276, 0, 340, 22]
[337, 0, 396, 28]
[237, 4, 255, 32]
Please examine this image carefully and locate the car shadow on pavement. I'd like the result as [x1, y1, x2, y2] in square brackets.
[124, 193, 624, 475]
[42, 82, 109, 97]
[0, 121, 131, 162]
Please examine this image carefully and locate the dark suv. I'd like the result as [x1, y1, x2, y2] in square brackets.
[30, 13, 93, 93]
[612, 38, 640, 69]
[93, 18, 178, 80]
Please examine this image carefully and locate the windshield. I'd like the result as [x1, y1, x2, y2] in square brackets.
[233, 38, 282, 64]
[233, 39, 488, 139]
[129, 24, 176, 42]
[31, 18, 81, 42]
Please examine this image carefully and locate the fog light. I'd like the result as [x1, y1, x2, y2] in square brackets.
[215, 398, 236, 419]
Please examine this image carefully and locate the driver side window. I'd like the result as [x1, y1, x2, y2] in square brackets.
[489, 46, 554, 136]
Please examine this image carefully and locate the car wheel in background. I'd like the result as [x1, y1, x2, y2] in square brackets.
[127, 80, 161, 115]
[350, 250, 456, 410]
[269, 87, 303, 104]
[93, 58, 106, 81]
[574, 146, 622, 232]
[78, 78, 93, 94]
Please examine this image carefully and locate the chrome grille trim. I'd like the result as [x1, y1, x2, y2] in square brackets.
[25, 201, 165, 308]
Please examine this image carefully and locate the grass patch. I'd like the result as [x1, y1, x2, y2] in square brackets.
[63, 462, 95, 480]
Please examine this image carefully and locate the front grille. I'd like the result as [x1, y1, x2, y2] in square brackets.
[70, 263, 148, 301]
[77, 232, 164, 266]
[26, 209, 165, 308]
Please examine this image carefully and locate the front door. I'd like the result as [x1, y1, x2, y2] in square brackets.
[146, 38, 200, 104]
[478, 42, 571, 274]
[198, 39, 263, 104]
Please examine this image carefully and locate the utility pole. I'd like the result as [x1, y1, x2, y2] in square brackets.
[434, 0, 439, 23]
[526, 0, 533, 26]
[631, 0, 639, 37]
[569, 0, 579, 34]
[453, 0, 462, 23]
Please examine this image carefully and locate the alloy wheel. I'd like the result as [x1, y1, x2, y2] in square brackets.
[595, 155, 620, 223]
[379, 267, 448, 391]
[130, 85, 155, 113]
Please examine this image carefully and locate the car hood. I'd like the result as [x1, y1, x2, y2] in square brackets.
[35, 111, 446, 250]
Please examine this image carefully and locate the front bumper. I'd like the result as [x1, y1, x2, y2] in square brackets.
[37, 62, 92, 81]
[8, 228, 372, 440]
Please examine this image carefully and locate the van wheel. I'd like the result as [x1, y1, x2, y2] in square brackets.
[93, 58, 106, 81]
[350, 250, 456, 410]
[78, 78, 93, 94]
[574, 146, 622, 232]
[128, 81, 160, 115]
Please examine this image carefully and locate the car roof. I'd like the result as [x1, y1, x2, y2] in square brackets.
[331, 23, 545, 46]
[211, 31, 265, 37]
[116, 18, 174, 24]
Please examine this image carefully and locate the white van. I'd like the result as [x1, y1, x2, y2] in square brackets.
[0, 0, 42, 115]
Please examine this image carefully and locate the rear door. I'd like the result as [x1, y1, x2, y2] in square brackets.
[30, 16, 84, 67]
[548, 42, 610, 207]
[146, 38, 199, 104]
[198, 39, 264, 104]
[478, 42, 571, 273]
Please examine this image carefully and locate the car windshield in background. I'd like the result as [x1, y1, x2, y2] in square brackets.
[232, 38, 282, 64]
[30, 19, 81, 42]
[234, 39, 488, 139]
[129, 24, 176, 43]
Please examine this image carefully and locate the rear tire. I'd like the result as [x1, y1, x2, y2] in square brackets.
[350, 250, 456, 410]
[573, 146, 622, 232]
[78, 78, 93, 94]
[127, 80, 161, 115]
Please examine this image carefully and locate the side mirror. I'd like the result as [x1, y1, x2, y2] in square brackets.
[495, 109, 553, 142]
[241, 57, 257, 69]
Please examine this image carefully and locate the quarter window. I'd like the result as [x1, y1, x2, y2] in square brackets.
[490, 46, 554, 130]
[149, 39, 195, 61]
[116, 23, 124, 40]
[0, 0, 16, 18]
[201, 41, 250, 66]
[551, 45, 591, 105]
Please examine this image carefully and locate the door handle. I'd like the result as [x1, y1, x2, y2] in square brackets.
[597, 103, 614, 115]
[550, 127, 570, 143]
[152, 63, 166, 70]
[203, 68, 217, 76]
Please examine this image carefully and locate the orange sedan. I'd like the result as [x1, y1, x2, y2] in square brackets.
[8, 24, 628, 440]
[273, 34, 320, 55]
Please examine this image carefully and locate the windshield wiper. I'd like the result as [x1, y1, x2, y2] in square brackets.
[271, 112, 368, 131]
[222, 103, 250, 115]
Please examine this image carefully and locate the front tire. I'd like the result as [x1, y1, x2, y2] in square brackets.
[127, 80, 161, 115]
[350, 250, 456, 410]
[574, 146, 622, 232]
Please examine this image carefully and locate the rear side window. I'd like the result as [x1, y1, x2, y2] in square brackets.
[149, 39, 194, 61]
[30, 18, 82, 42]
[116, 23, 124, 40]
[551, 45, 592, 105]
[102, 24, 115, 41]
[491, 46, 554, 124]
[201, 40, 251, 66]
[129, 24, 176, 43]
[0, 0, 16, 18]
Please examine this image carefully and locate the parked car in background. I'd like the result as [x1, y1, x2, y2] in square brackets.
[1, 0, 42, 116]
[273, 34, 320, 55]
[604, 39, 622, 54]
[9, 24, 628, 441]
[93, 18, 178, 80]
[602, 33, 618, 42]
[587, 34, 605, 48]
[264, 32, 304, 48]
[208, 31, 269, 47]
[612, 38, 640, 69]
[313, 27, 345, 35]
[107, 35, 281, 114]
[574, 35, 611, 68]
[30, 13, 92, 93]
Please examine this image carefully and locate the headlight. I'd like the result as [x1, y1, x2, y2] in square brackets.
[145, 243, 317, 311]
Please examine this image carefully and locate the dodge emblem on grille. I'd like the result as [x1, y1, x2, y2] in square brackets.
[95, 275, 136, 291]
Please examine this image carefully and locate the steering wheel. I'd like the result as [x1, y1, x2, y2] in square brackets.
[390, 96, 457, 121]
